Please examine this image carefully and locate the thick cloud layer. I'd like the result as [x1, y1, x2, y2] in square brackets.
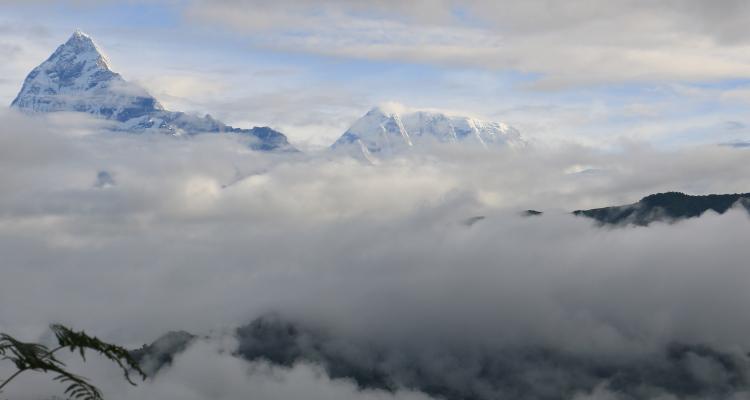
[1, 109, 750, 399]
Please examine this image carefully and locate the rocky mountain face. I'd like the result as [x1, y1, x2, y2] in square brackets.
[11, 30, 296, 152]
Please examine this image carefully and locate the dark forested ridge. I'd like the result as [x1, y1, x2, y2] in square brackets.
[573, 192, 750, 226]
[132, 315, 750, 400]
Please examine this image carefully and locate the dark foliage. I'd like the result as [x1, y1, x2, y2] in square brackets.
[0, 324, 145, 400]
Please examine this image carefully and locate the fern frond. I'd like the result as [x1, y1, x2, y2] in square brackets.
[0, 333, 65, 371]
[50, 324, 146, 385]
[1, 324, 146, 400]
[54, 372, 102, 400]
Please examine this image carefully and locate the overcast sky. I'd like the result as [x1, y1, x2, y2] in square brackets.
[2, 0, 750, 150]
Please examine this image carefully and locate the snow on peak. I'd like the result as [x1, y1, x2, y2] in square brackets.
[10, 30, 161, 121]
[60, 29, 112, 70]
[9, 31, 297, 152]
[332, 106, 525, 158]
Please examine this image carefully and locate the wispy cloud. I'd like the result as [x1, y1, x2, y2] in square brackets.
[186, 0, 750, 87]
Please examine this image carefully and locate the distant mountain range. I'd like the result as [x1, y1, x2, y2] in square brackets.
[11, 30, 524, 156]
[573, 192, 750, 226]
[7, 36, 748, 229]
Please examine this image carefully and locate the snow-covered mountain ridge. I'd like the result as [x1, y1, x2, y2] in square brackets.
[12, 31, 525, 156]
[332, 105, 525, 158]
[11, 30, 295, 152]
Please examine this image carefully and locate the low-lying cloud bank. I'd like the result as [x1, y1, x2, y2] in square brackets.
[1, 110, 750, 399]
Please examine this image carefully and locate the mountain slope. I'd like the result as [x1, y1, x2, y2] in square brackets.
[332, 106, 525, 158]
[11, 30, 296, 152]
[130, 331, 195, 376]
[573, 192, 750, 226]
[133, 315, 750, 400]
[12, 30, 161, 121]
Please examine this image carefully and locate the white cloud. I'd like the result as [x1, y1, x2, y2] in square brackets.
[2, 110, 750, 398]
[185, 0, 750, 87]
[1, 336, 438, 400]
[114, 339, 437, 400]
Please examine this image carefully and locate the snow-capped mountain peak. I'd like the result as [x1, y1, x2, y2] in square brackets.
[10, 31, 296, 152]
[11, 30, 162, 121]
[64, 29, 113, 70]
[340, 106, 414, 152]
[332, 105, 525, 157]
